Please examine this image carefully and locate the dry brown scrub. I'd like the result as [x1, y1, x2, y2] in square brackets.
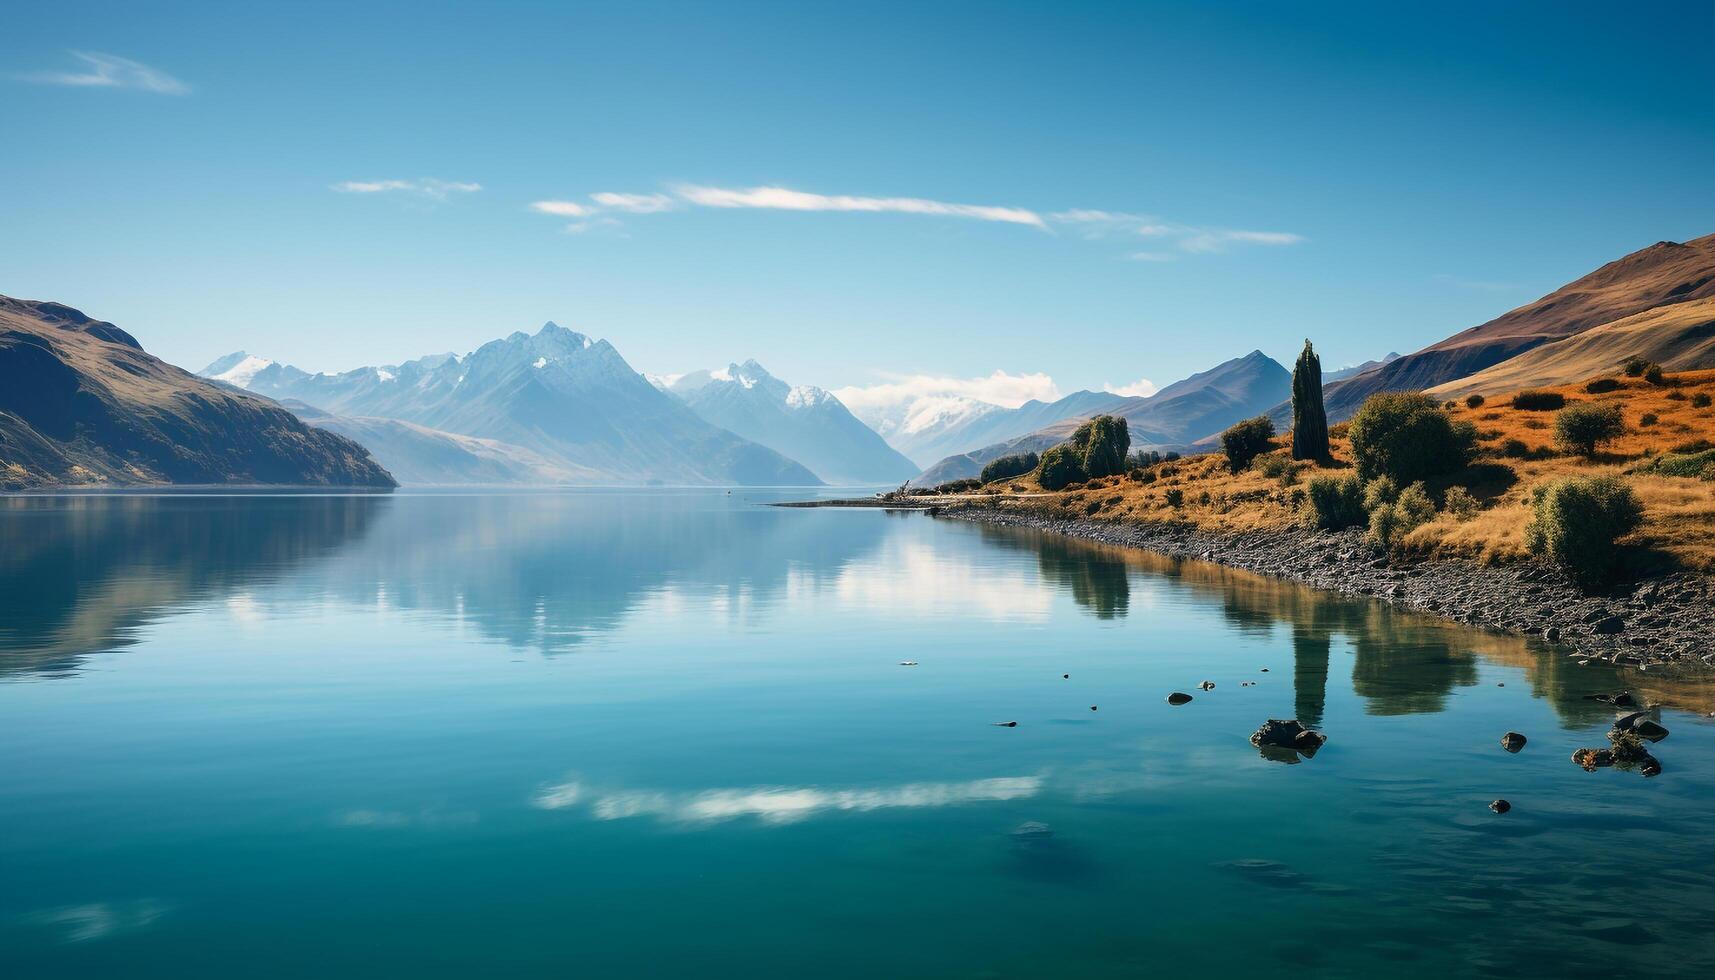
[984, 369, 1715, 570]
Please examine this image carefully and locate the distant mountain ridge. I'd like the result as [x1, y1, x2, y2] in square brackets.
[202, 323, 821, 486]
[666, 360, 917, 485]
[914, 350, 1290, 484]
[0, 295, 395, 490]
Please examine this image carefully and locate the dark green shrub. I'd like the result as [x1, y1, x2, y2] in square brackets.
[1665, 390, 1688, 401]
[1553, 403, 1624, 458]
[1362, 475, 1399, 511]
[1164, 488, 1184, 508]
[1347, 392, 1475, 484]
[1074, 415, 1130, 478]
[1640, 412, 1658, 427]
[1221, 415, 1276, 473]
[1368, 481, 1435, 548]
[1644, 364, 1666, 385]
[1623, 355, 1650, 378]
[1694, 393, 1712, 409]
[980, 452, 1039, 484]
[1584, 377, 1621, 394]
[1464, 393, 1485, 409]
[1304, 473, 1365, 529]
[1638, 449, 1715, 480]
[1499, 438, 1530, 458]
[933, 478, 981, 494]
[1524, 476, 1643, 585]
[1128, 450, 1163, 468]
[1443, 486, 1479, 519]
[1512, 390, 1565, 410]
[1291, 339, 1330, 460]
[1036, 444, 1086, 491]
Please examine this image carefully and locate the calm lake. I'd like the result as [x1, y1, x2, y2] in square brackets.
[3, 490, 1714, 978]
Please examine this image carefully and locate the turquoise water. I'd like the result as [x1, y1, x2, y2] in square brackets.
[3, 491, 1714, 978]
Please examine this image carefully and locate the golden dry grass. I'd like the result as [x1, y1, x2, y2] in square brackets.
[980, 369, 1715, 570]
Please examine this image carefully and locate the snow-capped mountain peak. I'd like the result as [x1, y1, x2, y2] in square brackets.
[201, 352, 276, 388]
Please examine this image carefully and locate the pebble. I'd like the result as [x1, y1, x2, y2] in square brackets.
[1489, 800, 1511, 814]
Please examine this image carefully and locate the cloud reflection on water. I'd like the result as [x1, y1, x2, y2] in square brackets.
[532, 775, 1043, 825]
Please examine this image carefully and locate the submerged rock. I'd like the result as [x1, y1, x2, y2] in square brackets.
[993, 721, 1018, 728]
[1489, 799, 1511, 814]
[1010, 821, 1054, 840]
[1167, 692, 1194, 705]
[1198, 681, 1216, 691]
[1500, 732, 1527, 753]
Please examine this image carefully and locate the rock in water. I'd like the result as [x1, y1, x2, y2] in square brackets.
[993, 721, 1018, 728]
[1167, 692, 1194, 705]
[1198, 681, 1216, 691]
[1089, 705, 1098, 712]
[1250, 719, 1327, 756]
[1501, 732, 1527, 753]
[1489, 799, 1512, 814]
[1011, 821, 1054, 840]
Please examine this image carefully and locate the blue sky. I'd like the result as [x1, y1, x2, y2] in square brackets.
[4, 0, 1712, 410]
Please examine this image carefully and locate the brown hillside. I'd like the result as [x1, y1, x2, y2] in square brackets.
[1320, 233, 1715, 418]
[1426, 296, 1715, 399]
[0, 296, 397, 489]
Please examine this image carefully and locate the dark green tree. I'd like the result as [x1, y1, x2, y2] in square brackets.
[1291, 339, 1329, 461]
[1036, 444, 1087, 490]
[1221, 415, 1276, 473]
[1076, 415, 1130, 478]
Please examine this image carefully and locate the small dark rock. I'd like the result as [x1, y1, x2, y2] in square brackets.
[1259, 667, 1270, 673]
[1198, 681, 1216, 691]
[1543, 626, 1561, 642]
[1589, 615, 1626, 635]
[1251, 718, 1324, 751]
[1062, 674, 1069, 679]
[1489, 799, 1511, 814]
[993, 721, 1018, 728]
[1500, 732, 1527, 753]
[1089, 705, 1098, 712]
[1167, 692, 1194, 705]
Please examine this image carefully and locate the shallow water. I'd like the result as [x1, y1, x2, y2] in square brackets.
[2, 490, 1713, 978]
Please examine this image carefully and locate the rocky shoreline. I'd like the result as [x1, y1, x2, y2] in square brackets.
[936, 504, 1715, 675]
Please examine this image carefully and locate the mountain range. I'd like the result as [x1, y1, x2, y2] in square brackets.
[0, 296, 394, 490]
[663, 361, 918, 485]
[202, 323, 821, 487]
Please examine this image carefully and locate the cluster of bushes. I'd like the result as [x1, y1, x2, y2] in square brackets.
[1464, 393, 1485, 408]
[1127, 449, 1178, 468]
[1036, 415, 1131, 491]
[1297, 393, 1486, 547]
[1220, 416, 1276, 472]
[1695, 393, 1713, 409]
[1525, 476, 1644, 585]
[1584, 377, 1621, 394]
[1621, 355, 1666, 383]
[979, 452, 1038, 484]
[1512, 390, 1566, 411]
[1638, 447, 1715, 480]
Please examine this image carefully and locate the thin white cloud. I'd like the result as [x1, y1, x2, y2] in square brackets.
[834, 369, 1061, 420]
[590, 191, 677, 213]
[672, 184, 1047, 228]
[1178, 229, 1304, 253]
[1103, 377, 1159, 397]
[1052, 210, 1302, 254]
[335, 178, 481, 200]
[19, 51, 188, 95]
[528, 183, 1302, 257]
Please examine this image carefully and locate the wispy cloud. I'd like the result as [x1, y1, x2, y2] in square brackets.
[333, 178, 481, 200]
[1103, 377, 1159, 397]
[672, 184, 1047, 228]
[528, 182, 1301, 257]
[590, 191, 677, 213]
[834, 369, 1062, 430]
[18, 51, 188, 94]
[1052, 209, 1302, 254]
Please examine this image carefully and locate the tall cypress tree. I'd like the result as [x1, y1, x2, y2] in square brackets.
[1291, 339, 1329, 461]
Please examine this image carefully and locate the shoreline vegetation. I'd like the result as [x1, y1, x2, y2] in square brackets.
[789, 358, 1715, 677]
